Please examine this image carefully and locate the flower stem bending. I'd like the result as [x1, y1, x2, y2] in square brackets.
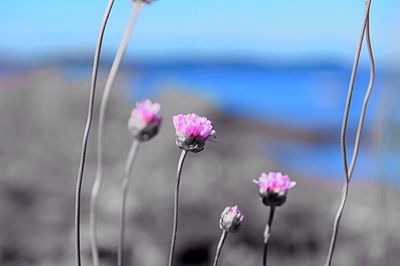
[263, 206, 276, 266]
[348, 7, 375, 181]
[325, 1, 374, 265]
[118, 140, 140, 266]
[213, 231, 228, 266]
[168, 150, 188, 266]
[75, 1, 115, 266]
[90, 2, 142, 265]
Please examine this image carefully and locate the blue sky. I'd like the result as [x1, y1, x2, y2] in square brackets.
[0, 0, 399, 64]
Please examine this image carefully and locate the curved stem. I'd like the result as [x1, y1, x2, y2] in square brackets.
[263, 206, 275, 266]
[75, 1, 115, 266]
[339, 0, 372, 184]
[89, 3, 142, 266]
[168, 150, 188, 266]
[213, 231, 228, 266]
[325, 1, 373, 265]
[117, 140, 140, 266]
[325, 182, 350, 266]
[348, 13, 375, 181]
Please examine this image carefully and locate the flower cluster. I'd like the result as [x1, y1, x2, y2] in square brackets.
[253, 172, 296, 207]
[173, 113, 215, 153]
[219, 205, 244, 233]
[128, 99, 161, 141]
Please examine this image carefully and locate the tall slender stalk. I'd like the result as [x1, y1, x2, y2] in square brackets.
[263, 206, 275, 266]
[213, 231, 228, 266]
[168, 150, 188, 266]
[348, 14, 375, 180]
[89, 2, 142, 265]
[117, 140, 140, 266]
[75, 1, 115, 266]
[325, 1, 374, 265]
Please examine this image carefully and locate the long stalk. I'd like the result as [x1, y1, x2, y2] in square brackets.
[263, 206, 275, 266]
[168, 150, 188, 266]
[325, 1, 374, 265]
[75, 1, 115, 266]
[89, 3, 142, 266]
[213, 231, 228, 266]
[348, 13, 375, 180]
[117, 140, 140, 266]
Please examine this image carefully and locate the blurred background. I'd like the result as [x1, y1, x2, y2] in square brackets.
[1, 0, 399, 265]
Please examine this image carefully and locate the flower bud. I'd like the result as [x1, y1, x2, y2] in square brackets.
[253, 172, 296, 207]
[128, 99, 161, 141]
[219, 205, 244, 233]
[173, 113, 216, 153]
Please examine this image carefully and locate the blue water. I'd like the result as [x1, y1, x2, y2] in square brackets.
[128, 63, 381, 130]
[61, 62, 399, 183]
[127, 63, 399, 183]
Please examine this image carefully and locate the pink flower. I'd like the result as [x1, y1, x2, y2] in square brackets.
[220, 205, 244, 233]
[173, 113, 215, 140]
[129, 99, 161, 130]
[253, 172, 296, 195]
[128, 99, 161, 141]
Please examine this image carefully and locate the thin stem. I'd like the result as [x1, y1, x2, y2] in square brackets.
[339, 0, 372, 184]
[325, 181, 350, 266]
[263, 206, 276, 266]
[325, 1, 373, 265]
[168, 150, 188, 266]
[89, 2, 142, 266]
[348, 12, 375, 180]
[213, 231, 228, 266]
[117, 140, 140, 266]
[75, 1, 115, 266]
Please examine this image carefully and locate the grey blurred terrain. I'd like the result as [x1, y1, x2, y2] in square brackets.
[0, 68, 399, 266]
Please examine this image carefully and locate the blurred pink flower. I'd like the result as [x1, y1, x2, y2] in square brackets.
[173, 113, 215, 140]
[128, 99, 161, 141]
[253, 172, 296, 195]
[129, 99, 161, 130]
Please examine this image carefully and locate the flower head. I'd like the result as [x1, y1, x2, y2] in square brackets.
[128, 99, 161, 141]
[253, 172, 296, 207]
[219, 205, 244, 233]
[173, 113, 214, 139]
[173, 113, 216, 153]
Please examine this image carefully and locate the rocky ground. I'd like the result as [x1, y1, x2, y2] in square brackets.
[0, 68, 399, 266]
